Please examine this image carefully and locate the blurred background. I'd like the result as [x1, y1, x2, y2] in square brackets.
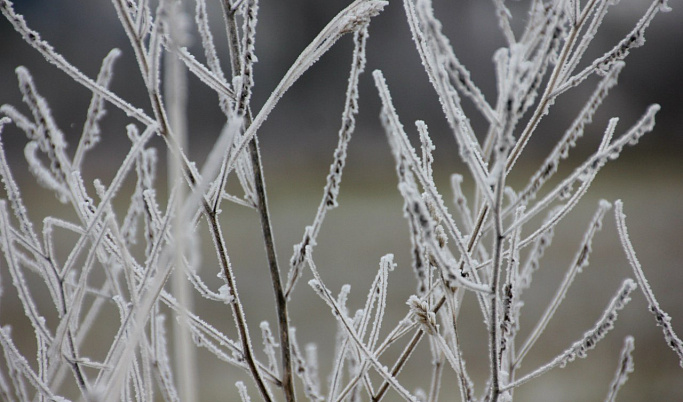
[1, 0, 682, 400]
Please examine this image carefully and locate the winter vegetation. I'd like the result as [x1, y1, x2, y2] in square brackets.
[0, 0, 681, 401]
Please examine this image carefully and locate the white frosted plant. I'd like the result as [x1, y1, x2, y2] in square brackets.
[0, 0, 681, 401]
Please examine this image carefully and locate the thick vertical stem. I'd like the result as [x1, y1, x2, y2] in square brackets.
[249, 136, 295, 401]
[109, 0, 272, 397]
[489, 233, 504, 402]
[222, 2, 294, 399]
[488, 152, 507, 402]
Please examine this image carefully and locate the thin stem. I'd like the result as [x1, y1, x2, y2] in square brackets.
[249, 137, 295, 401]
[615, 200, 683, 367]
[514, 200, 611, 368]
[443, 291, 474, 402]
[372, 296, 446, 401]
[59, 281, 90, 394]
[208, 212, 273, 401]
[221, 2, 294, 399]
[505, 2, 583, 173]
[427, 352, 444, 402]
[108, 1, 272, 398]
[372, 202, 490, 400]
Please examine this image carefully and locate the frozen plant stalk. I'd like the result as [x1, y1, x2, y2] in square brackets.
[0, 0, 681, 401]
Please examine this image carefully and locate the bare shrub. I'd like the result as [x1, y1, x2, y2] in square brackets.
[0, 0, 681, 401]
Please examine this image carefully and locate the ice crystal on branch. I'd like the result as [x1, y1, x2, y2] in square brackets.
[0, 0, 680, 400]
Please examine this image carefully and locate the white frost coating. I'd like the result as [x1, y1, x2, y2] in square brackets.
[305, 248, 419, 401]
[615, 200, 683, 368]
[236, 381, 251, 402]
[285, 26, 369, 298]
[289, 328, 324, 401]
[74, 48, 121, 169]
[557, 0, 670, 94]
[374, 69, 485, 286]
[605, 336, 635, 402]
[515, 200, 612, 366]
[516, 62, 624, 210]
[504, 279, 637, 391]
[259, 321, 279, 376]
[0, 124, 39, 244]
[194, 0, 228, 97]
[416, 0, 497, 123]
[403, 0, 492, 199]
[511, 106, 657, 245]
[175, 45, 236, 102]
[228, 0, 387, 178]
[0, 326, 63, 401]
[218, 284, 234, 304]
[0, 0, 678, 399]
[0, 0, 156, 126]
[0, 203, 53, 342]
